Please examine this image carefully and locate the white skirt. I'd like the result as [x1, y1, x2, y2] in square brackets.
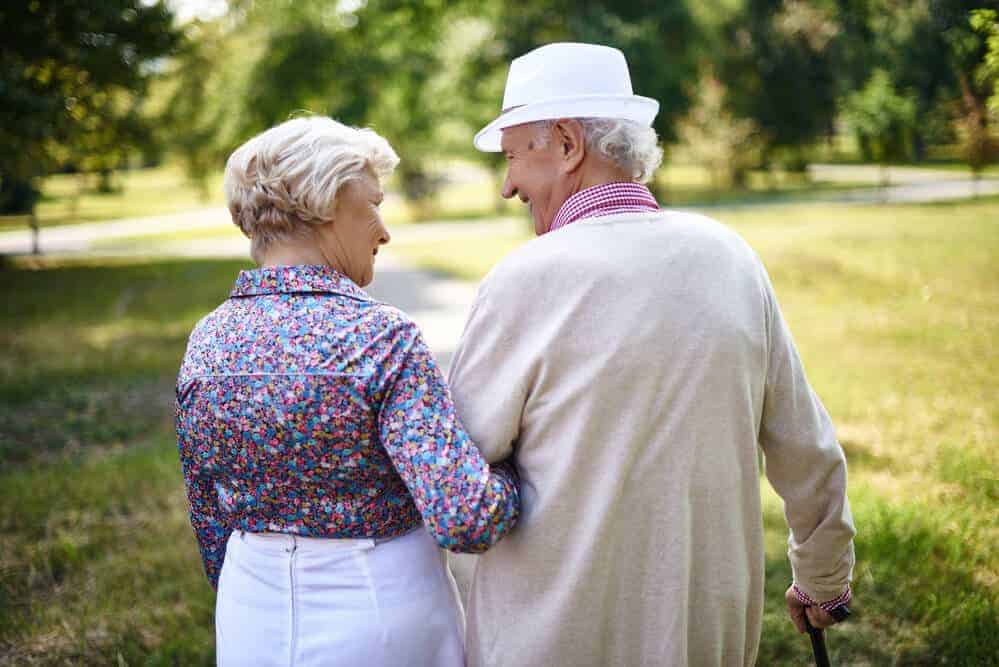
[215, 528, 465, 667]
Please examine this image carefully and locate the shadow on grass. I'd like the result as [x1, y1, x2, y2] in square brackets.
[0, 257, 253, 472]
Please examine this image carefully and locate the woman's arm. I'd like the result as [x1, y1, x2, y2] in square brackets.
[377, 322, 519, 553]
[176, 384, 230, 590]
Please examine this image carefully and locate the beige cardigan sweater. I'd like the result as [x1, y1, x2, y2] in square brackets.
[447, 210, 855, 666]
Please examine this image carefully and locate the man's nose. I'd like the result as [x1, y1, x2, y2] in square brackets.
[501, 174, 517, 200]
[380, 227, 391, 245]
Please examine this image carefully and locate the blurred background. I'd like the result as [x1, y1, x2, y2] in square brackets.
[1, 1, 997, 664]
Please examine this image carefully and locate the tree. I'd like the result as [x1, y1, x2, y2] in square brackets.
[841, 69, 918, 189]
[833, 0, 998, 162]
[156, 17, 251, 201]
[716, 0, 841, 172]
[0, 0, 179, 250]
[977, 9, 999, 114]
[675, 69, 763, 191]
[953, 8, 999, 187]
[162, 0, 452, 207]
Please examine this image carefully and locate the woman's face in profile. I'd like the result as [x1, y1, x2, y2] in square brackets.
[319, 169, 390, 286]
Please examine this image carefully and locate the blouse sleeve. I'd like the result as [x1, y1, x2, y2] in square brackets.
[176, 381, 230, 590]
[377, 322, 520, 553]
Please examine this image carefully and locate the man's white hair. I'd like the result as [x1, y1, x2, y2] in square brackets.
[224, 115, 399, 263]
[533, 118, 663, 184]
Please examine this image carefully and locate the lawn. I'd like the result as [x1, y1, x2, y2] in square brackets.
[1, 198, 997, 664]
[0, 167, 226, 232]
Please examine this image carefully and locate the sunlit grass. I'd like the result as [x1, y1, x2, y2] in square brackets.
[1, 198, 997, 663]
[0, 165, 226, 231]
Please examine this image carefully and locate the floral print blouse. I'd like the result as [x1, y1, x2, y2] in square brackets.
[176, 264, 519, 589]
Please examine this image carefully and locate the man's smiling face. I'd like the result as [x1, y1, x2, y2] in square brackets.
[500, 122, 570, 235]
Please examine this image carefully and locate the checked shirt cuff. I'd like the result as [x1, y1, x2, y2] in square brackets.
[792, 584, 852, 613]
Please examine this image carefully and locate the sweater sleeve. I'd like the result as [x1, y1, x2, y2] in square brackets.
[757, 265, 856, 604]
[377, 321, 519, 553]
[447, 283, 530, 464]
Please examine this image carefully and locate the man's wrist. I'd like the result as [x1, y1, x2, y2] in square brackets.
[792, 583, 852, 613]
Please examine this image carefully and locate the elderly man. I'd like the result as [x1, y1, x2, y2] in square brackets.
[447, 43, 855, 666]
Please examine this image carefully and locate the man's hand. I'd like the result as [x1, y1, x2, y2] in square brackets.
[785, 586, 838, 634]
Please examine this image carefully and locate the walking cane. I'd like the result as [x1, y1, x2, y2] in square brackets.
[804, 605, 850, 667]
[804, 616, 830, 667]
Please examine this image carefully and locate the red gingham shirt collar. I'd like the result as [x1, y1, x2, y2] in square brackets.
[547, 181, 660, 234]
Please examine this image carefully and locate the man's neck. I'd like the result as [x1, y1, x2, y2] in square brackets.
[575, 161, 633, 194]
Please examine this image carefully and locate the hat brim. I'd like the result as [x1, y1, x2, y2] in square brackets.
[473, 94, 659, 152]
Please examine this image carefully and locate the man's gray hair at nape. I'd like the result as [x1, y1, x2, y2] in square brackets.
[531, 117, 663, 184]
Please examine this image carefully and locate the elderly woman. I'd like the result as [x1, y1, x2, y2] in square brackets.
[175, 116, 519, 666]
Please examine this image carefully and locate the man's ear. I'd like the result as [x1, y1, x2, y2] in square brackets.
[553, 119, 585, 173]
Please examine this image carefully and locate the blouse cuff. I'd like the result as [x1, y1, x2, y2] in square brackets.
[792, 583, 852, 612]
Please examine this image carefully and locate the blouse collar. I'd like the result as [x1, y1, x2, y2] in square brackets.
[230, 264, 372, 302]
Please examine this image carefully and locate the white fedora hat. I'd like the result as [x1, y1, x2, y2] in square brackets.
[473, 42, 659, 152]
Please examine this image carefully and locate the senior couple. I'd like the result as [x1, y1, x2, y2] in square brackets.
[176, 43, 855, 666]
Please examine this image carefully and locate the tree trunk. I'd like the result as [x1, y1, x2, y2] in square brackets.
[97, 168, 115, 194]
[71, 173, 86, 222]
[29, 210, 40, 255]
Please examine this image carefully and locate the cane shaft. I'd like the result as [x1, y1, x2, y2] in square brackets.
[805, 617, 831, 667]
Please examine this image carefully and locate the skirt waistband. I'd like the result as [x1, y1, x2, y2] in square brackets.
[236, 527, 418, 554]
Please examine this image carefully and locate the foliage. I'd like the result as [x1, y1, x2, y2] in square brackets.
[716, 0, 841, 169]
[841, 69, 918, 170]
[976, 9, 999, 115]
[831, 0, 998, 168]
[957, 8, 999, 176]
[675, 69, 764, 189]
[161, 0, 452, 203]
[155, 19, 248, 201]
[0, 0, 180, 213]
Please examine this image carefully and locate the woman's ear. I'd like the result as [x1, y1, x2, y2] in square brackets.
[554, 119, 585, 173]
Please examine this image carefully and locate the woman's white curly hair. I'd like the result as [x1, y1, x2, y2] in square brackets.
[224, 116, 399, 263]
[533, 118, 663, 184]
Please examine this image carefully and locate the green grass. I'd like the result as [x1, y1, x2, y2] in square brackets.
[0, 166, 226, 231]
[1, 199, 997, 664]
[656, 163, 865, 207]
[0, 257, 250, 664]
